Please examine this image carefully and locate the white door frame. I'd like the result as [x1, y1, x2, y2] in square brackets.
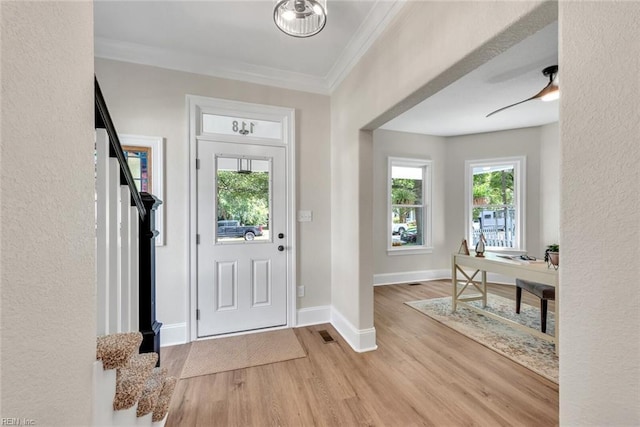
[187, 95, 296, 341]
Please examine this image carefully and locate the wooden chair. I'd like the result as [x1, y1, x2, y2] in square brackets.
[515, 278, 556, 333]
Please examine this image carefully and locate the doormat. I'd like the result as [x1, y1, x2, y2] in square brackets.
[405, 294, 558, 383]
[180, 328, 306, 379]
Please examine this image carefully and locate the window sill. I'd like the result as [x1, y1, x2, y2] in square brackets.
[387, 246, 433, 256]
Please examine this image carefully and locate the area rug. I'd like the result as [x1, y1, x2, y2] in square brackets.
[180, 329, 306, 379]
[405, 294, 558, 383]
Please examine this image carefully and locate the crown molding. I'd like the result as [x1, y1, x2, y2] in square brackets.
[325, 0, 407, 92]
[94, 0, 405, 96]
[95, 37, 330, 95]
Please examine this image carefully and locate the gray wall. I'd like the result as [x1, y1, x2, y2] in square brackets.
[372, 130, 448, 279]
[95, 58, 332, 343]
[373, 123, 560, 279]
[445, 126, 543, 257]
[539, 122, 560, 248]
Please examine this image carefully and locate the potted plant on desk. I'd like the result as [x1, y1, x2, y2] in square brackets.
[545, 244, 559, 269]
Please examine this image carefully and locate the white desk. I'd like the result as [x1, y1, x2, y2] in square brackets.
[451, 252, 559, 346]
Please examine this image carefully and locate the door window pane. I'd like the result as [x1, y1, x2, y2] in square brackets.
[216, 157, 270, 243]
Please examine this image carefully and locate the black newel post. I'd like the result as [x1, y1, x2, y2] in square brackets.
[139, 192, 163, 364]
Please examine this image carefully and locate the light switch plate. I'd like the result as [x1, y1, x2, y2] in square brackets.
[297, 210, 312, 222]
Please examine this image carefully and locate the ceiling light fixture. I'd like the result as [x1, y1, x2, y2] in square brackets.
[486, 65, 559, 117]
[274, 0, 327, 38]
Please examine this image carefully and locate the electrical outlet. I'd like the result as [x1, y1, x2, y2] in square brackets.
[297, 286, 305, 297]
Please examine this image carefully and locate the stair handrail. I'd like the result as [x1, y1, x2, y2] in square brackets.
[94, 76, 146, 220]
[95, 76, 162, 360]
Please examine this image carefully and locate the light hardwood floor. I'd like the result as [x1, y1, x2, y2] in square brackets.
[163, 281, 558, 426]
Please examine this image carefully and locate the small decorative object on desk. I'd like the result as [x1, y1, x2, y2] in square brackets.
[545, 244, 559, 270]
[475, 233, 486, 258]
[458, 239, 470, 255]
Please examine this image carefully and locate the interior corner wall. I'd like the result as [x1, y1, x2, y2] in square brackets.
[94, 59, 332, 343]
[372, 129, 448, 279]
[444, 126, 545, 257]
[331, 0, 554, 332]
[1, 2, 95, 423]
[559, 2, 640, 424]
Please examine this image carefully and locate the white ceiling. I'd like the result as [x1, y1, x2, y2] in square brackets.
[94, 1, 558, 137]
[94, 0, 405, 94]
[381, 21, 559, 137]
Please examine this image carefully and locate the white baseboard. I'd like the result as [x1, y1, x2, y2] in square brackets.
[373, 269, 450, 286]
[373, 269, 515, 286]
[296, 305, 331, 327]
[330, 307, 377, 353]
[160, 323, 187, 347]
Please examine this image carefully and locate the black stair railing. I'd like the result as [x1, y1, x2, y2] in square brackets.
[95, 76, 163, 363]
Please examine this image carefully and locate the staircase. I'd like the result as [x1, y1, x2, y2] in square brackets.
[94, 332, 177, 426]
[95, 77, 172, 425]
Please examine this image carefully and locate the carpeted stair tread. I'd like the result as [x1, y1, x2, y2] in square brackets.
[136, 367, 167, 417]
[113, 352, 158, 411]
[153, 375, 178, 422]
[96, 332, 143, 370]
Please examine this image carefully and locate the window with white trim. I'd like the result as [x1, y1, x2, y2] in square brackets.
[388, 157, 432, 253]
[466, 157, 525, 251]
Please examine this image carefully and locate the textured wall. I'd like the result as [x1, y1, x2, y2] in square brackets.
[1, 2, 95, 424]
[95, 59, 332, 339]
[559, 2, 640, 424]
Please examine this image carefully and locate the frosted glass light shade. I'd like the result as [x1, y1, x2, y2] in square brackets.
[541, 86, 560, 101]
[274, 0, 327, 38]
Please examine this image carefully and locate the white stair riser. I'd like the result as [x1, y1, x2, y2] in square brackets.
[112, 406, 138, 427]
[151, 415, 168, 427]
[135, 413, 153, 427]
[94, 359, 169, 427]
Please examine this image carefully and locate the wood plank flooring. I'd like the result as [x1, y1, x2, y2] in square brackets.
[162, 281, 558, 426]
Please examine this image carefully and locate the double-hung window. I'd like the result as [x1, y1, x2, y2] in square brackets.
[465, 157, 525, 251]
[388, 157, 432, 253]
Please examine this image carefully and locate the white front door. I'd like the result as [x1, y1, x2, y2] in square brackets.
[197, 140, 288, 336]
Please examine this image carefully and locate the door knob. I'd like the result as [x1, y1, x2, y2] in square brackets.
[278, 245, 285, 252]
[278, 233, 284, 239]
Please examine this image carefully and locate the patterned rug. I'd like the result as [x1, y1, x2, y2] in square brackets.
[405, 294, 558, 383]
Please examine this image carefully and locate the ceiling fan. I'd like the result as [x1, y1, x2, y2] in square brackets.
[486, 65, 559, 117]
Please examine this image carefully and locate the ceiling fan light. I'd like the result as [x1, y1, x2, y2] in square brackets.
[486, 65, 559, 117]
[541, 87, 560, 102]
[274, 0, 327, 38]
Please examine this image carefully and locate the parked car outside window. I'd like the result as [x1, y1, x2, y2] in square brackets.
[217, 220, 263, 241]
